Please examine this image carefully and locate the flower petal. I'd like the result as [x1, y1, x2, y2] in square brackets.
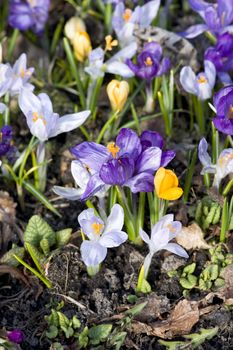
[180, 24, 208, 38]
[165, 242, 189, 258]
[139, 228, 150, 244]
[104, 204, 124, 232]
[180, 66, 198, 95]
[100, 157, 135, 185]
[160, 187, 183, 200]
[99, 230, 127, 247]
[51, 110, 90, 137]
[80, 240, 107, 266]
[116, 128, 142, 159]
[125, 172, 154, 192]
[53, 186, 83, 200]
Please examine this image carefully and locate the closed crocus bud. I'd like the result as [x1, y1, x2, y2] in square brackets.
[107, 80, 129, 112]
[154, 167, 183, 200]
[73, 31, 92, 62]
[64, 17, 86, 42]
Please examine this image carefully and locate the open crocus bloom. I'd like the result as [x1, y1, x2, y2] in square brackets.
[53, 160, 108, 200]
[85, 42, 137, 80]
[181, 0, 233, 38]
[198, 137, 233, 188]
[78, 204, 127, 267]
[213, 85, 233, 135]
[140, 214, 188, 279]
[71, 128, 175, 201]
[19, 89, 90, 142]
[9, 0, 50, 33]
[180, 60, 216, 100]
[126, 41, 170, 81]
[0, 53, 34, 98]
[112, 1, 161, 46]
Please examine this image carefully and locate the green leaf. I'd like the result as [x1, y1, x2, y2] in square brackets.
[109, 331, 127, 350]
[24, 215, 55, 247]
[40, 238, 50, 256]
[57, 311, 70, 329]
[56, 228, 72, 248]
[125, 301, 147, 317]
[0, 247, 25, 267]
[61, 326, 74, 339]
[126, 295, 138, 304]
[23, 180, 61, 217]
[159, 339, 185, 349]
[214, 278, 225, 288]
[45, 325, 58, 339]
[180, 275, 197, 289]
[89, 324, 112, 345]
[184, 327, 219, 348]
[182, 263, 196, 275]
[25, 242, 44, 274]
[209, 264, 219, 281]
[72, 316, 81, 329]
[78, 326, 89, 348]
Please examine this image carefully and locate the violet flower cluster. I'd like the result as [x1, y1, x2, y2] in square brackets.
[212, 85, 233, 135]
[9, 0, 50, 33]
[126, 41, 170, 81]
[0, 125, 17, 164]
[70, 128, 175, 201]
[181, 0, 233, 39]
[205, 33, 233, 84]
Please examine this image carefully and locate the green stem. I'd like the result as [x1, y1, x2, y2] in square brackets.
[18, 136, 36, 184]
[7, 29, 19, 60]
[183, 148, 197, 203]
[90, 76, 104, 120]
[148, 192, 155, 229]
[96, 111, 118, 143]
[116, 186, 136, 242]
[136, 192, 145, 236]
[193, 95, 205, 135]
[220, 198, 228, 243]
[63, 38, 86, 109]
[211, 122, 219, 163]
[130, 103, 141, 133]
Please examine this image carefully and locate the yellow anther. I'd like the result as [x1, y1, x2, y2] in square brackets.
[105, 35, 118, 51]
[167, 223, 176, 233]
[92, 222, 103, 235]
[197, 75, 208, 84]
[228, 105, 233, 119]
[123, 8, 132, 22]
[144, 57, 153, 66]
[32, 112, 46, 125]
[107, 142, 120, 158]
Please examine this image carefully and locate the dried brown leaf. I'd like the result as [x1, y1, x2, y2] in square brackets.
[176, 223, 211, 250]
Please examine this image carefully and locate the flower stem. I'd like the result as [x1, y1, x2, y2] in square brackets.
[220, 198, 228, 243]
[183, 148, 197, 203]
[116, 186, 136, 242]
[96, 111, 118, 143]
[87, 265, 100, 276]
[211, 122, 219, 163]
[136, 192, 145, 238]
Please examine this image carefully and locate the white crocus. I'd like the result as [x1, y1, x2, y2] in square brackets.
[19, 89, 90, 142]
[53, 160, 108, 200]
[198, 138, 233, 189]
[139, 214, 188, 279]
[180, 60, 216, 100]
[78, 204, 128, 271]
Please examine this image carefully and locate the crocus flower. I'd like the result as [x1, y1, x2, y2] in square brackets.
[18, 89, 90, 142]
[53, 160, 108, 200]
[7, 330, 24, 344]
[181, 0, 233, 38]
[0, 125, 17, 163]
[212, 85, 233, 135]
[180, 60, 216, 101]
[64, 17, 86, 42]
[154, 167, 183, 200]
[198, 138, 233, 188]
[71, 128, 175, 200]
[205, 32, 233, 84]
[85, 42, 137, 80]
[78, 204, 127, 268]
[73, 31, 92, 62]
[0, 53, 34, 98]
[126, 41, 170, 80]
[139, 214, 188, 279]
[9, 0, 50, 34]
[112, 1, 161, 46]
[107, 80, 129, 112]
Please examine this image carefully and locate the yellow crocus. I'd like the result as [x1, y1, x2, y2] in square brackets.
[73, 31, 92, 62]
[105, 35, 118, 51]
[107, 80, 129, 112]
[154, 167, 183, 200]
[64, 17, 86, 43]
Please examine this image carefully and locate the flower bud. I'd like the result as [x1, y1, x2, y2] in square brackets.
[73, 31, 92, 62]
[107, 80, 129, 112]
[64, 17, 86, 42]
[154, 167, 183, 200]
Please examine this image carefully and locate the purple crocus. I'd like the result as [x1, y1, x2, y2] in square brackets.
[71, 128, 175, 201]
[0, 125, 17, 163]
[181, 0, 233, 38]
[126, 41, 170, 80]
[213, 85, 233, 135]
[9, 0, 50, 33]
[205, 32, 233, 84]
[7, 329, 24, 344]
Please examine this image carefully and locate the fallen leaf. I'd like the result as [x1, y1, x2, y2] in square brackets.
[131, 299, 200, 339]
[176, 223, 211, 250]
[134, 293, 170, 323]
